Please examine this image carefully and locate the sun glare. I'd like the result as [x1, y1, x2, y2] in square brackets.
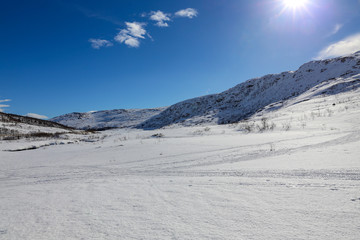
[282, 0, 309, 10]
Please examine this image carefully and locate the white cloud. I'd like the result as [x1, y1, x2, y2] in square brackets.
[0, 99, 11, 112]
[94, 8, 198, 49]
[316, 33, 360, 59]
[0, 105, 10, 111]
[126, 22, 147, 39]
[328, 23, 343, 37]
[150, 10, 171, 27]
[114, 30, 140, 47]
[89, 39, 113, 49]
[175, 8, 198, 19]
[26, 113, 49, 120]
[114, 22, 147, 48]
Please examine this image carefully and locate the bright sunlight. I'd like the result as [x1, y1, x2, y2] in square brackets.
[282, 0, 310, 10]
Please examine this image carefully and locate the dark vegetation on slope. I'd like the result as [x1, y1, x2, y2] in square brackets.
[0, 112, 80, 140]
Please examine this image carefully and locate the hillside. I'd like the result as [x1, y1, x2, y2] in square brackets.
[51, 52, 360, 130]
[0, 112, 77, 141]
[51, 108, 167, 130]
[139, 51, 360, 129]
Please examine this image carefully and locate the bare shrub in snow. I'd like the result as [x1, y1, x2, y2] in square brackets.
[257, 117, 269, 132]
[255, 118, 276, 132]
[204, 127, 211, 132]
[0, 129, 68, 141]
[282, 122, 291, 131]
[118, 136, 128, 141]
[269, 143, 275, 152]
[151, 133, 164, 138]
[238, 121, 255, 133]
[326, 109, 334, 117]
[191, 127, 212, 136]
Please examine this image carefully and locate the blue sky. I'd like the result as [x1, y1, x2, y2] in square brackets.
[1, 0, 360, 118]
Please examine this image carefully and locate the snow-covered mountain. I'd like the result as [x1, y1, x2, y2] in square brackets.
[51, 108, 167, 130]
[139, 51, 360, 129]
[52, 52, 360, 130]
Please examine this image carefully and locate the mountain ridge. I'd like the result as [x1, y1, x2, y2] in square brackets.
[139, 51, 360, 128]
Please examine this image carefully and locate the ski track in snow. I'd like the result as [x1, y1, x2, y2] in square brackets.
[1, 122, 360, 239]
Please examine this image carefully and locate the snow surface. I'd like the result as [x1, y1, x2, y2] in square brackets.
[1, 85, 360, 239]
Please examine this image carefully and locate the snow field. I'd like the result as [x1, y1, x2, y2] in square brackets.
[0, 87, 360, 239]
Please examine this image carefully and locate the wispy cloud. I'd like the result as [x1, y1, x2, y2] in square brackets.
[114, 22, 147, 48]
[175, 8, 198, 19]
[0, 105, 10, 112]
[0, 99, 11, 112]
[149, 10, 171, 27]
[327, 23, 343, 37]
[316, 33, 360, 59]
[70, 3, 123, 25]
[26, 113, 49, 120]
[89, 39, 113, 49]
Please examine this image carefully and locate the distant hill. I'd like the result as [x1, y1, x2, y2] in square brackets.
[51, 108, 167, 130]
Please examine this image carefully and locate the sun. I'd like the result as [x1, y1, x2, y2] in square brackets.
[282, 0, 310, 10]
[276, 0, 313, 18]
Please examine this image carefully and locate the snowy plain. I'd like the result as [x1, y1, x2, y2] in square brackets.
[1, 87, 360, 239]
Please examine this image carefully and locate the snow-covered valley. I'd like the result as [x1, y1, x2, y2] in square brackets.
[1, 83, 360, 239]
